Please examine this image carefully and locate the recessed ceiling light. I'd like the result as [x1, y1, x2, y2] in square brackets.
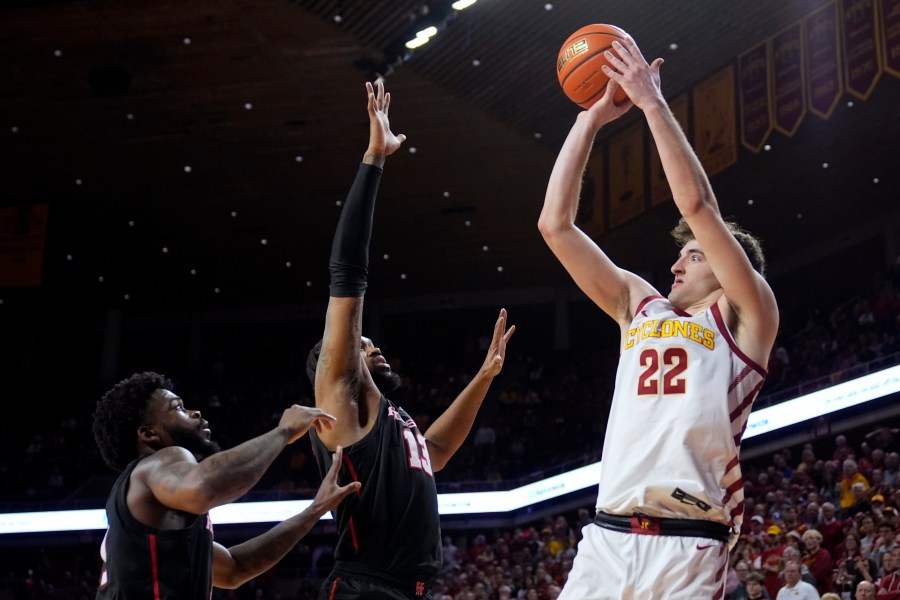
[669, 43, 679, 51]
[409, 147, 417, 154]
[183, 37, 192, 45]
[184, 165, 192, 173]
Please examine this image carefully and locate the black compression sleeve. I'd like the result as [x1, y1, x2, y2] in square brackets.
[329, 162, 383, 297]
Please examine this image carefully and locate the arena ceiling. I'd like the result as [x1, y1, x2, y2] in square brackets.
[1, 0, 899, 316]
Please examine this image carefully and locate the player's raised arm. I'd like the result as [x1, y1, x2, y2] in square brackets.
[314, 81, 406, 449]
[538, 79, 656, 326]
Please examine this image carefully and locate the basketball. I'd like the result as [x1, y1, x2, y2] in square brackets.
[556, 24, 631, 108]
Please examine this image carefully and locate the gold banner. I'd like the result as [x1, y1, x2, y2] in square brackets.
[693, 65, 737, 177]
[841, 0, 883, 99]
[806, 1, 844, 119]
[0, 204, 48, 288]
[608, 121, 645, 229]
[577, 150, 606, 239]
[771, 22, 808, 136]
[882, 0, 900, 77]
[738, 41, 774, 152]
[650, 95, 689, 206]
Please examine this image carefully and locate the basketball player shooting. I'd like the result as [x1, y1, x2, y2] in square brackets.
[538, 36, 779, 598]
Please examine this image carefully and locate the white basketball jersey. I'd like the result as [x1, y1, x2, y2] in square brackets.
[595, 295, 767, 540]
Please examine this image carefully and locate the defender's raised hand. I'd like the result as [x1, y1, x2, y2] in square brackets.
[480, 308, 516, 378]
[364, 80, 406, 166]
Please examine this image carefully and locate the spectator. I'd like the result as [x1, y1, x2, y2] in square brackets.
[841, 460, 871, 513]
[857, 580, 876, 599]
[803, 529, 834, 595]
[727, 560, 753, 600]
[836, 532, 877, 597]
[776, 561, 820, 599]
[819, 502, 845, 555]
[762, 525, 788, 598]
[746, 572, 773, 600]
[875, 548, 900, 599]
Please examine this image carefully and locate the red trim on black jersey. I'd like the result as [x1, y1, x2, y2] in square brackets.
[328, 577, 341, 600]
[149, 534, 161, 600]
[342, 454, 362, 552]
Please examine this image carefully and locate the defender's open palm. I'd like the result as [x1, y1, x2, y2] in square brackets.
[280, 405, 336, 445]
[481, 308, 516, 377]
[366, 81, 406, 157]
[312, 446, 361, 512]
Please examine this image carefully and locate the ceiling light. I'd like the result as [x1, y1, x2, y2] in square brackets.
[452, 0, 478, 10]
[406, 26, 439, 49]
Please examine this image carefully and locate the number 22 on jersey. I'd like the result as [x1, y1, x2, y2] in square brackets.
[637, 347, 688, 395]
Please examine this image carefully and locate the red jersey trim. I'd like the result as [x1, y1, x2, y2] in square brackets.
[149, 533, 161, 600]
[709, 302, 767, 376]
[635, 295, 665, 316]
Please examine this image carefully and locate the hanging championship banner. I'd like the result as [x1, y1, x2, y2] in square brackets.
[738, 40, 774, 152]
[607, 121, 645, 229]
[881, 0, 900, 77]
[841, 0, 883, 99]
[693, 65, 737, 177]
[650, 94, 689, 206]
[806, 1, 843, 119]
[0, 203, 48, 288]
[771, 22, 807, 136]
[577, 149, 607, 239]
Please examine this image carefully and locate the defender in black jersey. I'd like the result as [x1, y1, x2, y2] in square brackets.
[306, 81, 515, 599]
[92, 371, 360, 599]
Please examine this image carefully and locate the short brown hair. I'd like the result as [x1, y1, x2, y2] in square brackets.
[745, 572, 764, 584]
[670, 217, 766, 277]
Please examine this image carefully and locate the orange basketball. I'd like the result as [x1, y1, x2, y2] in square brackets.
[556, 24, 631, 108]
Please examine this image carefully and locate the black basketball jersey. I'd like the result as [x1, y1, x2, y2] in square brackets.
[310, 395, 442, 582]
[96, 457, 214, 599]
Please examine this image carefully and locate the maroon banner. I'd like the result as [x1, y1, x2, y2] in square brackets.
[806, 1, 843, 119]
[607, 121, 645, 229]
[880, 0, 900, 77]
[841, 0, 883, 99]
[650, 95, 688, 206]
[0, 204, 48, 288]
[738, 41, 773, 152]
[694, 65, 738, 177]
[771, 22, 807, 136]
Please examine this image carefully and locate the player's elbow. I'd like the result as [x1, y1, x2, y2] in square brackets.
[537, 211, 569, 242]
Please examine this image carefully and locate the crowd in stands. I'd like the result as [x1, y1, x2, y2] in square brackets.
[4, 419, 899, 599]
